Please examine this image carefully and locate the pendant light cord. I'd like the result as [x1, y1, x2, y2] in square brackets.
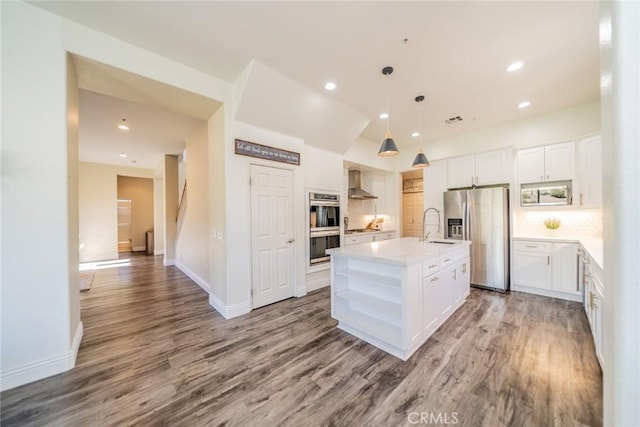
[386, 76, 391, 134]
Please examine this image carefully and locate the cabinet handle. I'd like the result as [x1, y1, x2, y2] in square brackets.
[580, 193, 584, 206]
[547, 256, 550, 265]
[546, 175, 549, 179]
[453, 269, 457, 279]
[428, 264, 437, 269]
[444, 258, 452, 262]
[540, 175, 544, 180]
[431, 277, 439, 282]
[462, 263, 467, 273]
[524, 245, 538, 248]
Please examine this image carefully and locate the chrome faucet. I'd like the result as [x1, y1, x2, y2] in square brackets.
[420, 207, 441, 242]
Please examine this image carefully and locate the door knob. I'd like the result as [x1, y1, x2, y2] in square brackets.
[287, 238, 295, 243]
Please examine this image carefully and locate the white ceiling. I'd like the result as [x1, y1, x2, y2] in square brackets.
[37, 1, 600, 151]
[79, 90, 204, 170]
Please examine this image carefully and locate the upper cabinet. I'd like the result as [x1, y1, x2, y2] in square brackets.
[447, 148, 512, 189]
[517, 141, 575, 184]
[362, 173, 385, 214]
[578, 135, 602, 208]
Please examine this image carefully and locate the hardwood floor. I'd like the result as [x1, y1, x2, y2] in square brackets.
[1, 254, 602, 426]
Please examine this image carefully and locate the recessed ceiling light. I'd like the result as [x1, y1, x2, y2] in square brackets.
[518, 101, 531, 109]
[324, 82, 336, 91]
[119, 152, 127, 158]
[379, 113, 389, 119]
[412, 132, 420, 137]
[507, 61, 524, 72]
[118, 118, 129, 130]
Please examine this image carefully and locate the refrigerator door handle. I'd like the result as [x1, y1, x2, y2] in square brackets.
[462, 201, 468, 240]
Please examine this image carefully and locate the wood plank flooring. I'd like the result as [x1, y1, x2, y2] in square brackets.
[1, 254, 602, 426]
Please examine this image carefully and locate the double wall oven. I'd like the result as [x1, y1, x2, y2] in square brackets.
[309, 192, 340, 267]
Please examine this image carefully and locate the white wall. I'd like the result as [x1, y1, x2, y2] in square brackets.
[1, 2, 77, 390]
[163, 155, 179, 265]
[224, 121, 306, 307]
[153, 165, 165, 255]
[175, 122, 210, 289]
[600, 2, 640, 425]
[209, 106, 227, 303]
[79, 162, 155, 262]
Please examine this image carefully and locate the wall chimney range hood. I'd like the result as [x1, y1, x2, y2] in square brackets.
[348, 170, 378, 199]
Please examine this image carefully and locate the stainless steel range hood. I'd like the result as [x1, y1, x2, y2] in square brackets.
[348, 170, 378, 199]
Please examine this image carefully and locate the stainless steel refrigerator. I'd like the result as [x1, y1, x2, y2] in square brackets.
[444, 187, 509, 292]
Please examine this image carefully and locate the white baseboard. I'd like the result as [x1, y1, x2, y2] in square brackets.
[306, 277, 330, 293]
[208, 293, 250, 319]
[153, 249, 164, 255]
[132, 246, 146, 252]
[175, 260, 210, 293]
[1, 321, 83, 392]
[163, 258, 175, 266]
[512, 285, 583, 302]
[296, 285, 308, 297]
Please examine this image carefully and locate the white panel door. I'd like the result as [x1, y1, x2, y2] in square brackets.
[250, 165, 295, 309]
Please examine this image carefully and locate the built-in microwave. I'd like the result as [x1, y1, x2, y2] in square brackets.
[521, 181, 572, 206]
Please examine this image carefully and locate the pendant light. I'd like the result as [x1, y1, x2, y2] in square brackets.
[412, 95, 430, 168]
[378, 66, 399, 157]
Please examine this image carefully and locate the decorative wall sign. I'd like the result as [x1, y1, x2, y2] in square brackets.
[403, 178, 424, 193]
[234, 139, 300, 165]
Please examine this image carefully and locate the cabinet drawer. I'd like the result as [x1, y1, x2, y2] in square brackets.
[345, 236, 360, 245]
[514, 240, 552, 253]
[422, 256, 439, 277]
[439, 252, 455, 268]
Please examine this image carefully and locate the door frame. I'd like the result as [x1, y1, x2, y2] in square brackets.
[249, 163, 300, 308]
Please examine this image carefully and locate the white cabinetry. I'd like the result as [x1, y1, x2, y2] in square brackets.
[582, 249, 604, 368]
[513, 239, 580, 301]
[362, 173, 385, 214]
[517, 142, 575, 184]
[578, 135, 602, 207]
[422, 160, 447, 239]
[513, 241, 551, 289]
[447, 149, 511, 189]
[551, 243, 579, 294]
[344, 231, 396, 246]
[331, 241, 471, 360]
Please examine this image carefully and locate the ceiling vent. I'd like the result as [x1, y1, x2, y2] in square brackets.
[445, 116, 463, 124]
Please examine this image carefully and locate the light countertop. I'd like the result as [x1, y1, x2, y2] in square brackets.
[344, 229, 396, 235]
[513, 235, 603, 270]
[328, 237, 470, 266]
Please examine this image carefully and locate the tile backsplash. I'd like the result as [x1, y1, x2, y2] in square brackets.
[346, 199, 396, 231]
[513, 209, 602, 238]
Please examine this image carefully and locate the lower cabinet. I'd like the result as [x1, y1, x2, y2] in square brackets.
[513, 240, 580, 301]
[422, 255, 470, 338]
[584, 254, 604, 369]
[344, 231, 396, 246]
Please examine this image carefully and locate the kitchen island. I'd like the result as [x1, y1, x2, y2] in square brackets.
[327, 238, 471, 360]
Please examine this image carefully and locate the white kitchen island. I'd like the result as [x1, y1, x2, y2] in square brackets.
[327, 238, 471, 360]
